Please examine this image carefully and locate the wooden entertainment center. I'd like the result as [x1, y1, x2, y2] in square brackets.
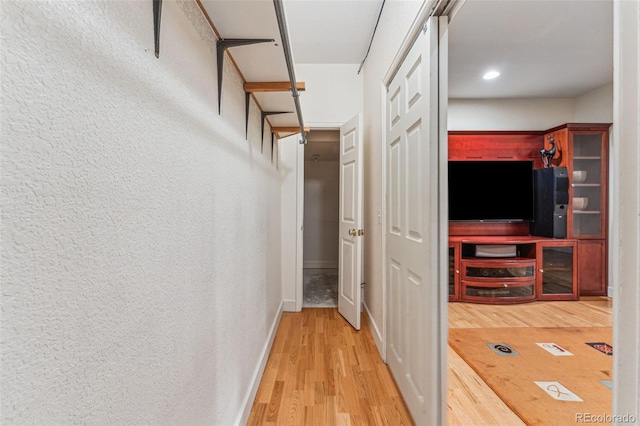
[448, 123, 610, 304]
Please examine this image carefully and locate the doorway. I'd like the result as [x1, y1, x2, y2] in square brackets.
[302, 130, 340, 307]
[445, 0, 615, 422]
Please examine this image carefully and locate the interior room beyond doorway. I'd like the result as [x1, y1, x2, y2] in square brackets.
[303, 130, 340, 308]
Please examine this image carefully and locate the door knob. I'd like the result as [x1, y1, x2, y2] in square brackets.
[349, 229, 357, 236]
[358, 229, 365, 236]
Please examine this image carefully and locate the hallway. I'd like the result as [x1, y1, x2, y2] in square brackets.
[247, 309, 412, 424]
[2, 1, 638, 423]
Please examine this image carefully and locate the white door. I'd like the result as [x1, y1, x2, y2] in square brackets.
[338, 114, 363, 330]
[385, 17, 446, 424]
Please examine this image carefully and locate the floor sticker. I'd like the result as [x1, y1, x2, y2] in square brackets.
[536, 342, 574, 356]
[487, 343, 519, 356]
[586, 342, 613, 356]
[600, 380, 613, 390]
[535, 381, 583, 402]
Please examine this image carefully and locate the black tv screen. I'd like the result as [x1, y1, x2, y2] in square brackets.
[448, 161, 534, 221]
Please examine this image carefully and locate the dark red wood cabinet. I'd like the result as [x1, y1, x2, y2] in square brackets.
[447, 124, 610, 303]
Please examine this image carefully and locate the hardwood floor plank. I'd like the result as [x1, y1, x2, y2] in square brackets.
[266, 381, 284, 422]
[446, 346, 524, 425]
[246, 402, 267, 425]
[324, 395, 337, 426]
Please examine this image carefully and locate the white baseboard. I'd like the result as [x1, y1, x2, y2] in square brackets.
[303, 261, 338, 269]
[364, 301, 385, 361]
[282, 299, 298, 312]
[236, 300, 283, 426]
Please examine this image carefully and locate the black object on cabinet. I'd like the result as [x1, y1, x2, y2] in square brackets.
[531, 167, 569, 238]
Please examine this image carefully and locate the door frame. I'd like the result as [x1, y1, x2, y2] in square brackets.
[294, 125, 346, 312]
[294, 135, 305, 312]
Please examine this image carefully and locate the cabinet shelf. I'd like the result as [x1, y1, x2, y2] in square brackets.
[573, 210, 601, 215]
[572, 183, 601, 187]
[573, 156, 601, 160]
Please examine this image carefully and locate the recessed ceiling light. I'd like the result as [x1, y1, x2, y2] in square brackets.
[483, 70, 500, 80]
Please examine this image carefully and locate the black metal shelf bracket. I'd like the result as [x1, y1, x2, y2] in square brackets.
[216, 38, 274, 114]
[271, 132, 275, 163]
[245, 92, 252, 139]
[153, 0, 162, 58]
[261, 111, 290, 153]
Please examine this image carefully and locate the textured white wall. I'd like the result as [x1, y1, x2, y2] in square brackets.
[1, 1, 281, 424]
[360, 0, 424, 352]
[303, 161, 339, 268]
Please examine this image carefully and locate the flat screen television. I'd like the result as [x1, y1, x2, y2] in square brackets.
[448, 161, 534, 221]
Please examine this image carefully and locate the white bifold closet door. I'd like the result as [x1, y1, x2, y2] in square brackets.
[385, 16, 447, 425]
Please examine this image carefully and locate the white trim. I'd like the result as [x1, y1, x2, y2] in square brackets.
[236, 301, 284, 425]
[437, 15, 449, 424]
[304, 122, 343, 129]
[364, 301, 384, 359]
[608, 127, 616, 300]
[613, 0, 640, 419]
[380, 82, 388, 363]
[303, 261, 338, 269]
[382, 0, 441, 87]
[282, 299, 297, 312]
[295, 142, 305, 312]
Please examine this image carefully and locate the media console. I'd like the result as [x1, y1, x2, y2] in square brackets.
[447, 124, 611, 302]
[449, 236, 578, 304]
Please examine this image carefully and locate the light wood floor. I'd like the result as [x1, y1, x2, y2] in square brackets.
[247, 309, 413, 425]
[248, 298, 612, 425]
[447, 297, 612, 425]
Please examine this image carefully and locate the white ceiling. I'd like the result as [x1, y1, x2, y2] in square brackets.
[285, 0, 383, 64]
[200, 0, 614, 130]
[448, 0, 613, 99]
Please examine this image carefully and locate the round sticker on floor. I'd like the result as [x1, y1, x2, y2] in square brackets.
[487, 343, 519, 356]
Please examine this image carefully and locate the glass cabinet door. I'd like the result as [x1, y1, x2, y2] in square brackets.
[538, 243, 577, 300]
[449, 244, 459, 301]
[570, 132, 606, 238]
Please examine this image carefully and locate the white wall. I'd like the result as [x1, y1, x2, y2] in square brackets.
[1, 2, 282, 424]
[448, 83, 614, 131]
[448, 98, 574, 130]
[280, 135, 304, 311]
[573, 83, 614, 123]
[360, 0, 424, 353]
[296, 64, 364, 126]
[303, 161, 339, 268]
